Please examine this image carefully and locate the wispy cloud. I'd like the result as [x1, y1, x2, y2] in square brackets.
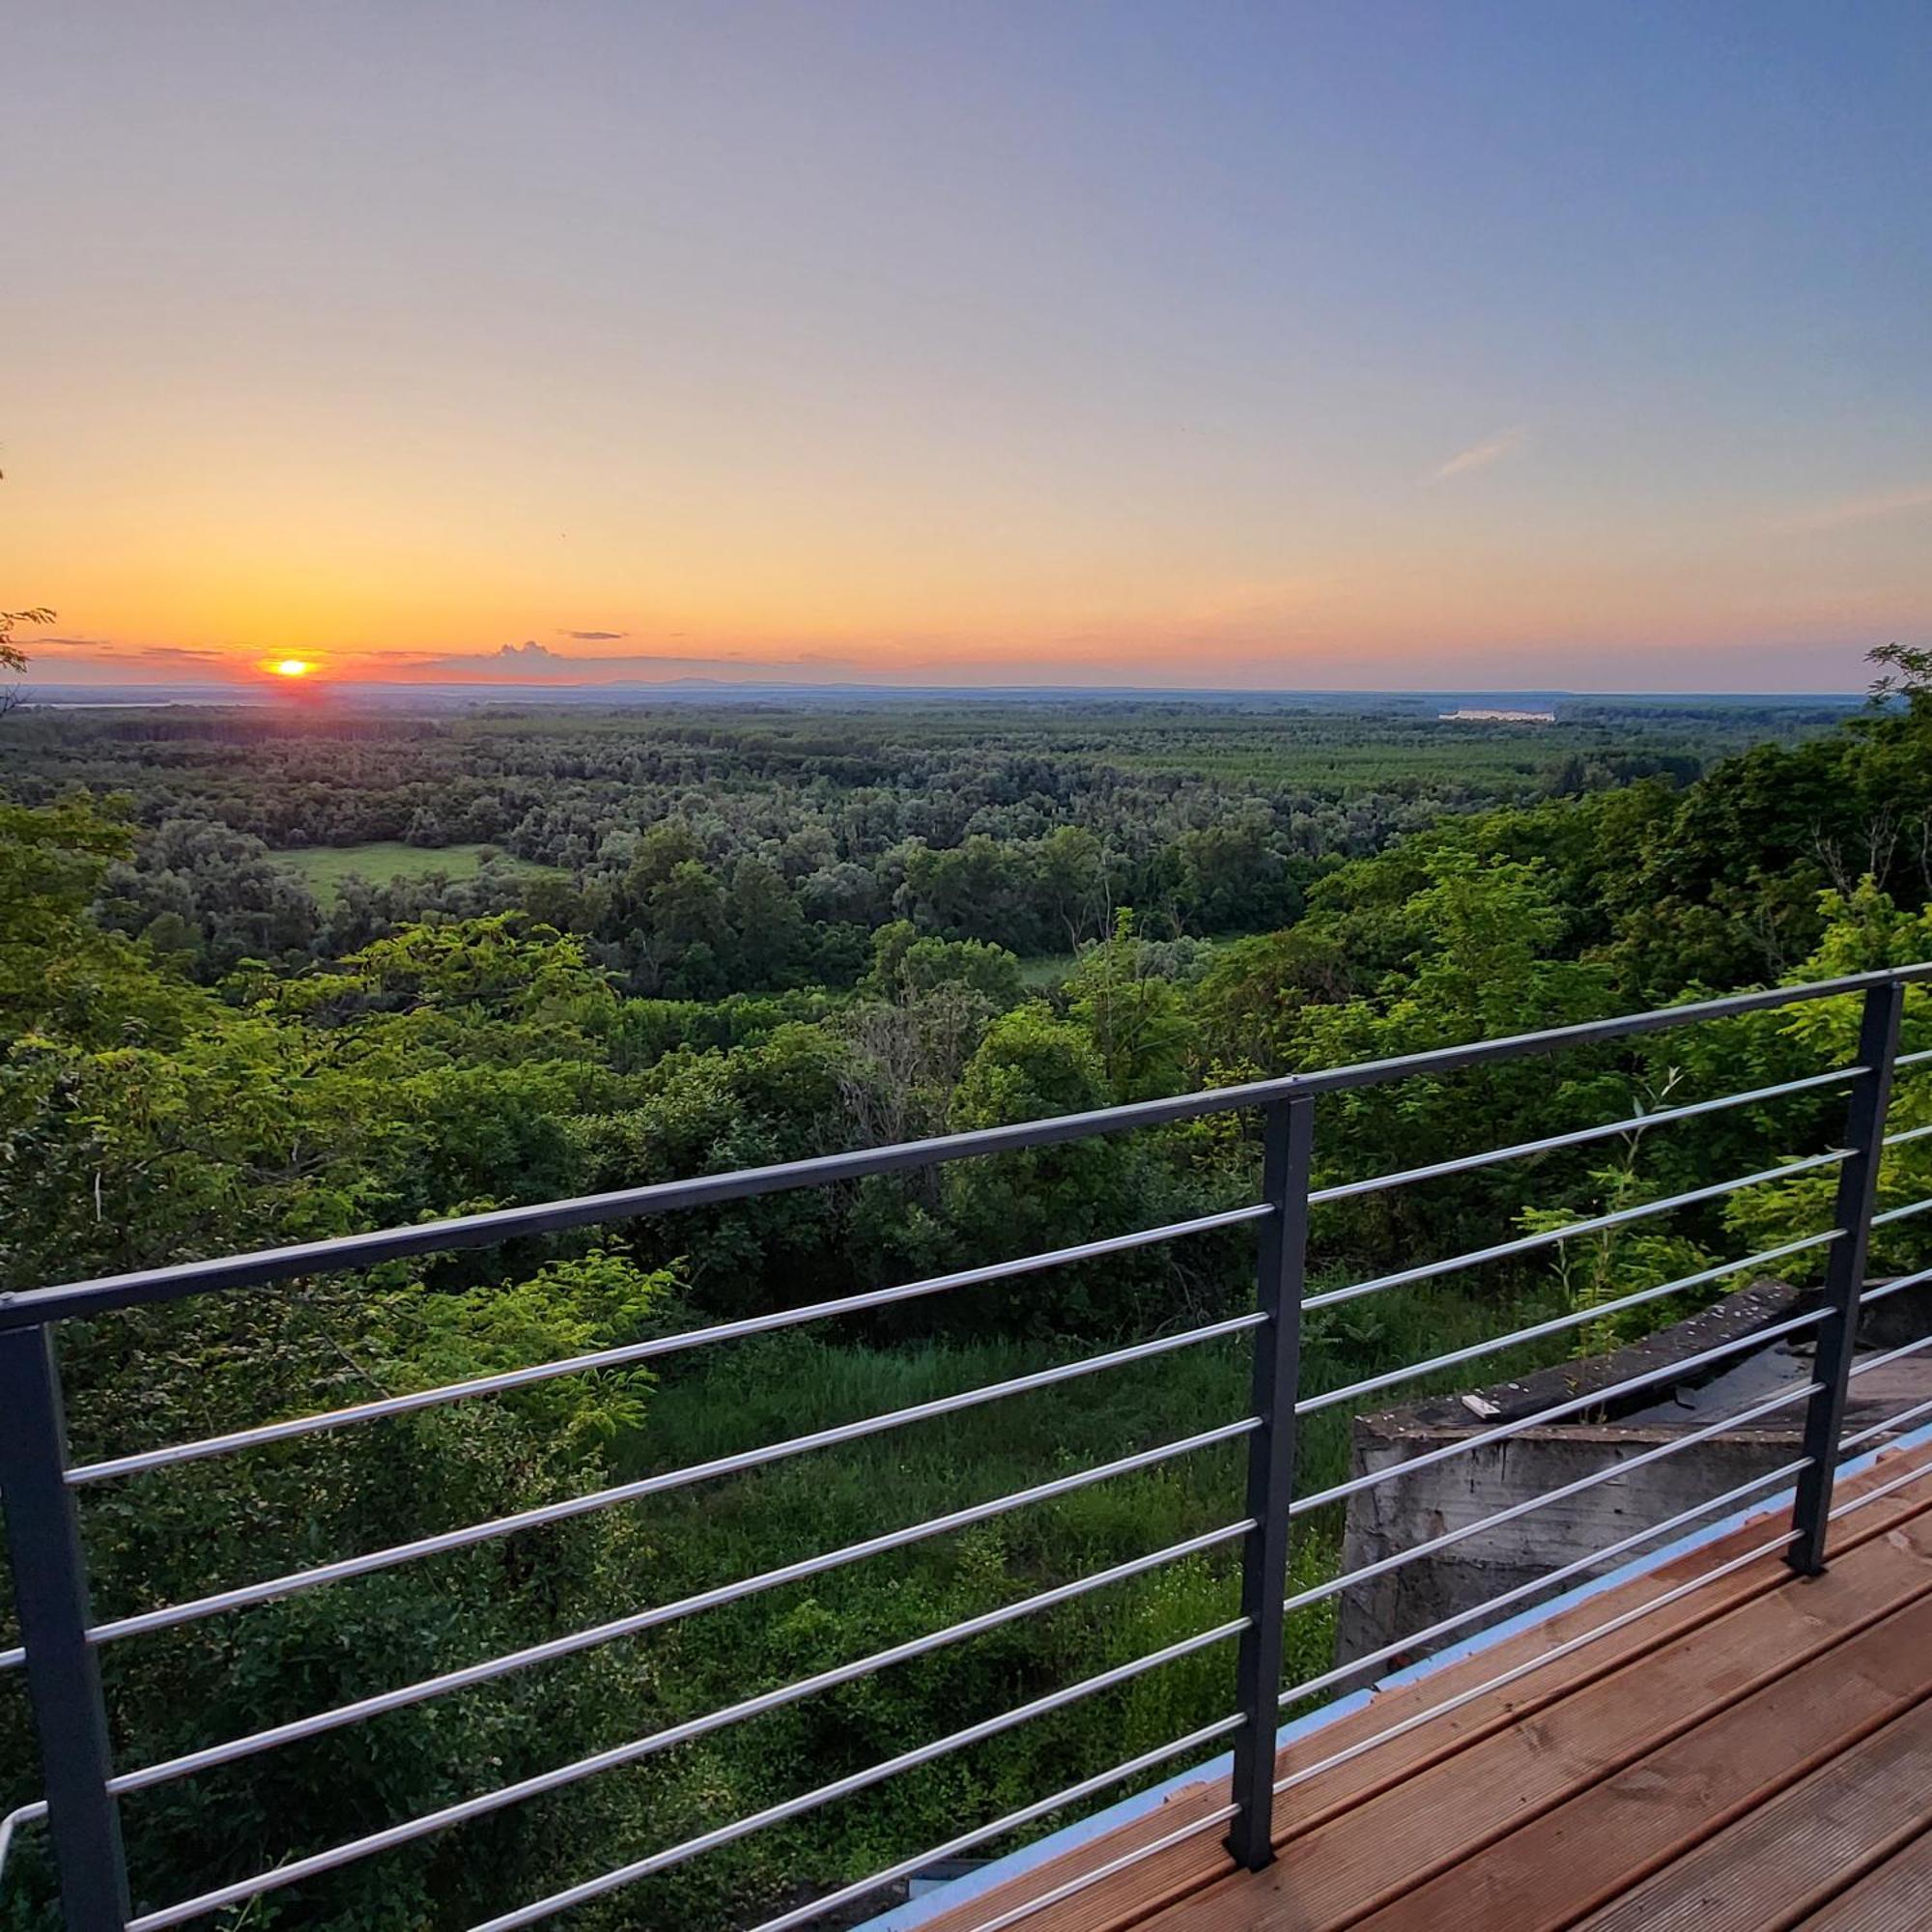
[1430, 424, 1529, 483]
[389, 640, 857, 683]
[1781, 484, 1932, 532]
[40, 639, 230, 665]
[558, 628, 629, 641]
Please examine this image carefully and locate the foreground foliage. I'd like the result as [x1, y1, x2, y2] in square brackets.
[1, 688, 1928, 1928]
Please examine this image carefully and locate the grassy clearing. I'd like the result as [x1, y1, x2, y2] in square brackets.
[1014, 952, 1078, 989]
[272, 840, 566, 900]
[1016, 938, 1222, 989]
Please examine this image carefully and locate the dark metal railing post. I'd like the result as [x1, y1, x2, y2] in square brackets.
[1226, 1093, 1315, 1872]
[0, 1321, 132, 1930]
[1788, 977, 1906, 1576]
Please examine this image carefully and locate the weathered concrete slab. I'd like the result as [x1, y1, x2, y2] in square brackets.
[1332, 1276, 1932, 1670]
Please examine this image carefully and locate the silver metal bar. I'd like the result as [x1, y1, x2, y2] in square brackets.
[0, 1801, 49, 1889]
[1280, 1455, 1810, 1710]
[122, 1553, 1247, 1927]
[1303, 1150, 1849, 1312]
[20, 966, 1927, 1330]
[1882, 1122, 1932, 1150]
[65, 1205, 1273, 1488]
[1858, 1262, 1932, 1308]
[1847, 1332, 1932, 1383]
[91, 1312, 1264, 1646]
[1297, 1232, 1838, 1416]
[1290, 1301, 1832, 1519]
[1871, 1195, 1932, 1228]
[113, 1499, 1244, 1801]
[1283, 1381, 1818, 1619]
[0, 1644, 21, 1671]
[1893, 1047, 1932, 1070]
[449, 1620, 1251, 1932]
[1841, 1395, 1932, 1453]
[956, 1805, 1242, 1932]
[743, 1713, 1247, 1932]
[1270, 1523, 1798, 1797]
[1828, 1456, 1932, 1520]
[1309, 1066, 1862, 1207]
[108, 1419, 1259, 1797]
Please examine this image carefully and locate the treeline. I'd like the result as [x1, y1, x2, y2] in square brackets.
[0, 697, 1841, 990]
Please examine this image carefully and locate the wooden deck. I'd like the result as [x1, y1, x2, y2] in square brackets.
[914, 1440, 1932, 1932]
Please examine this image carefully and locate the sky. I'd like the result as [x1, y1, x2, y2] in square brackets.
[4, 1, 1929, 695]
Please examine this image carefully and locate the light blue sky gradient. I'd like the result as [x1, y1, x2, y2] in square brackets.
[5, 2, 1928, 689]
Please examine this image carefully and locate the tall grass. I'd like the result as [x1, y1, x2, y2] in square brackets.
[538, 1270, 1576, 1926]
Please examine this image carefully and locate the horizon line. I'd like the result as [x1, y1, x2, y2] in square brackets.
[9, 678, 1869, 705]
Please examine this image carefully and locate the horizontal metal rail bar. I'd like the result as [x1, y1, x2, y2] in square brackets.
[745, 1712, 1247, 1932]
[1282, 1381, 1817, 1620]
[129, 1605, 1249, 1932]
[68, 1206, 1272, 1487]
[90, 1313, 1263, 1647]
[464, 1622, 1245, 1932]
[1847, 1332, 1932, 1384]
[1893, 1047, 1932, 1071]
[1841, 1395, 1932, 1454]
[106, 1419, 1258, 1795]
[1281, 1453, 1810, 1711]
[0, 1802, 45, 1887]
[131, 1518, 1240, 1808]
[17, 966, 1927, 1327]
[1290, 1300, 1833, 1519]
[49, 1233, 1761, 1688]
[1271, 1522, 1798, 1798]
[1857, 1261, 1932, 1309]
[1297, 1232, 1838, 1417]
[1828, 1455, 1932, 1520]
[1710, 1264, 1932, 1469]
[1882, 1122, 1932, 1150]
[1303, 1150, 1849, 1312]
[958, 1806, 1242, 1932]
[1309, 1065, 1862, 1208]
[1871, 1194, 1932, 1229]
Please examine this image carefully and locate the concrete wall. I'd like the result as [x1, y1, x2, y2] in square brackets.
[1332, 1422, 1799, 1667]
[1329, 1275, 1932, 1673]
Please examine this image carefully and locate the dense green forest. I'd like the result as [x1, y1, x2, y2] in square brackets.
[2, 682, 1930, 1930]
[1, 695, 1846, 991]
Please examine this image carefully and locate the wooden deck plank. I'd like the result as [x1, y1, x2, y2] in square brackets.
[1142, 1509, 1932, 1932]
[1350, 1592, 1932, 1932]
[1794, 1824, 1932, 1930]
[907, 1445, 1932, 1932]
[1573, 1700, 1932, 1932]
[1256, 1451, 1932, 1861]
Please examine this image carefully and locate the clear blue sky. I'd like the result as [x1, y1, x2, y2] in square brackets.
[5, 1, 1929, 690]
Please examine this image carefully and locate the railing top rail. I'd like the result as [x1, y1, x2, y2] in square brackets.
[6, 962, 1922, 1327]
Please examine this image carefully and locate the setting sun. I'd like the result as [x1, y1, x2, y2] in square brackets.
[268, 659, 314, 678]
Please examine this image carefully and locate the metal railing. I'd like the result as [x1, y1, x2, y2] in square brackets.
[2, 965, 1930, 1931]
